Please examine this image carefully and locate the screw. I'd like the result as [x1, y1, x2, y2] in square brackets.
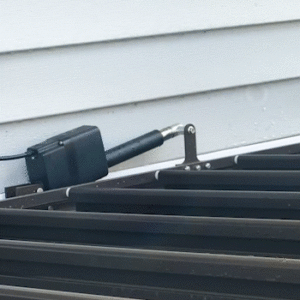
[187, 126, 195, 134]
[205, 163, 211, 169]
[48, 205, 54, 210]
[184, 166, 191, 171]
[31, 156, 35, 160]
[36, 188, 44, 193]
[58, 141, 64, 146]
[195, 165, 201, 170]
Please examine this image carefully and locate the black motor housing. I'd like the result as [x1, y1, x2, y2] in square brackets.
[26, 126, 108, 190]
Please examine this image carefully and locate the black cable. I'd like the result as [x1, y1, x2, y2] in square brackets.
[0, 150, 34, 161]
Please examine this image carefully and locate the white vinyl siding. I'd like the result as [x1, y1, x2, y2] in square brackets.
[1, 0, 300, 53]
[1, 21, 300, 124]
[1, 1, 300, 194]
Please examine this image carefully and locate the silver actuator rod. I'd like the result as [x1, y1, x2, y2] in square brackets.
[160, 124, 185, 141]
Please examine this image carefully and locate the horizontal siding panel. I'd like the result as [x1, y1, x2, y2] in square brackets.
[1, 0, 300, 53]
[1, 22, 300, 124]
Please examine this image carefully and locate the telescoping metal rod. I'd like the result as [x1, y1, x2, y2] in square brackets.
[105, 124, 184, 168]
[235, 154, 300, 170]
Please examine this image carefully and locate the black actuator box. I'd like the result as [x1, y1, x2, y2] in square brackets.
[26, 126, 108, 190]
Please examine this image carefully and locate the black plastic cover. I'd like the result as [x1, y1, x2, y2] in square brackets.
[26, 126, 108, 190]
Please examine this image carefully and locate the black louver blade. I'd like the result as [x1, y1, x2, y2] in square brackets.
[71, 187, 300, 219]
[157, 169, 300, 191]
[3, 151, 300, 299]
[1, 239, 300, 300]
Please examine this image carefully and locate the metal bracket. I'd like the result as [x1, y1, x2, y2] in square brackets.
[182, 124, 200, 165]
[5, 183, 44, 199]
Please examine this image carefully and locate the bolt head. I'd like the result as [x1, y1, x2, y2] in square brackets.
[187, 126, 195, 134]
[205, 163, 211, 169]
[184, 166, 191, 171]
[195, 165, 201, 170]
